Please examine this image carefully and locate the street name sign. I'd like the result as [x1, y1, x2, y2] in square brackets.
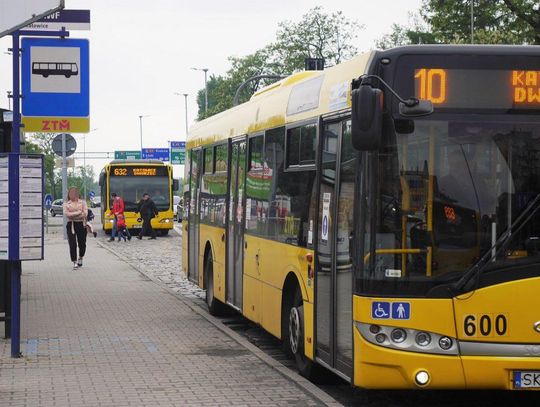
[115, 150, 142, 160]
[25, 9, 90, 31]
[0, 0, 64, 38]
[21, 37, 90, 133]
[170, 141, 185, 165]
[142, 148, 169, 161]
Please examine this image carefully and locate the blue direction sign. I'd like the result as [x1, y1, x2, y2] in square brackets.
[44, 194, 53, 209]
[88, 191, 95, 199]
[170, 141, 185, 165]
[142, 148, 169, 161]
[21, 37, 90, 133]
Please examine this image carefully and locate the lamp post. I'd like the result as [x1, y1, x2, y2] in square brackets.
[191, 67, 209, 113]
[174, 92, 189, 136]
[138, 115, 150, 151]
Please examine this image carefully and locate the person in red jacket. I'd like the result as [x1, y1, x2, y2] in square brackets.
[108, 192, 131, 241]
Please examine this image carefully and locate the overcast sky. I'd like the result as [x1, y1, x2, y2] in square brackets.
[0, 0, 422, 181]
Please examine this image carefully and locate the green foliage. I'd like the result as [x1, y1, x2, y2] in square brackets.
[378, 0, 540, 48]
[271, 6, 363, 73]
[24, 132, 98, 199]
[196, 7, 363, 120]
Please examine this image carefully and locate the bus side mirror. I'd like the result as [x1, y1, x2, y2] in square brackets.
[98, 173, 104, 187]
[351, 85, 383, 151]
[173, 179, 179, 191]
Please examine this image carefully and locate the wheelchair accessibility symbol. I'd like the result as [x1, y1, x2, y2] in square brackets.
[372, 302, 390, 319]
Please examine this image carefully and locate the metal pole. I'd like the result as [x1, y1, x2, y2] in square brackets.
[183, 93, 188, 136]
[10, 31, 21, 358]
[471, 0, 474, 44]
[7, 91, 12, 110]
[203, 69, 208, 113]
[139, 115, 143, 151]
[62, 133, 67, 240]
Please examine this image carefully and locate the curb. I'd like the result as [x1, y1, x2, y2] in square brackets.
[96, 238, 343, 407]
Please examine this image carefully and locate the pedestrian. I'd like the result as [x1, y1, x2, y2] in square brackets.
[86, 208, 98, 238]
[108, 192, 131, 241]
[136, 192, 158, 240]
[116, 213, 128, 242]
[63, 187, 88, 269]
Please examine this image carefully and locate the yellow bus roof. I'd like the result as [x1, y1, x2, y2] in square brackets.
[187, 51, 374, 149]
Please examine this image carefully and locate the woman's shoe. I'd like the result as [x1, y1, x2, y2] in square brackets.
[93, 232, 97, 238]
[77, 257, 83, 267]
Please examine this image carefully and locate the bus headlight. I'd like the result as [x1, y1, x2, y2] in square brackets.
[415, 370, 430, 386]
[159, 218, 172, 223]
[415, 332, 431, 347]
[391, 328, 407, 343]
[355, 322, 458, 355]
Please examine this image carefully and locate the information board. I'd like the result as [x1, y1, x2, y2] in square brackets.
[170, 141, 185, 165]
[142, 148, 169, 161]
[0, 153, 44, 261]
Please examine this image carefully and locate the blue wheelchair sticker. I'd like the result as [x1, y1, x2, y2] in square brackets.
[391, 302, 411, 320]
[372, 302, 390, 319]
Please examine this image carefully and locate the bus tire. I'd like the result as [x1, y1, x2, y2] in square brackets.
[205, 251, 225, 316]
[160, 229, 169, 236]
[289, 289, 320, 380]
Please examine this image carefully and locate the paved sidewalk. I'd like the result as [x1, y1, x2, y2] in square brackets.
[0, 233, 324, 406]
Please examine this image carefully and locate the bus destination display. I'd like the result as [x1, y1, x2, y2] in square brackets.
[414, 68, 540, 110]
[111, 167, 168, 177]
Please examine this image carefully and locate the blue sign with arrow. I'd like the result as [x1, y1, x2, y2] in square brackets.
[44, 194, 53, 209]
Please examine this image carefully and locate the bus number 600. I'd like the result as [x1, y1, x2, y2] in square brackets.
[464, 314, 507, 337]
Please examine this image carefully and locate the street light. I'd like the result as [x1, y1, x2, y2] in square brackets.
[191, 67, 209, 113]
[174, 92, 189, 136]
[138, 115, 150, 151]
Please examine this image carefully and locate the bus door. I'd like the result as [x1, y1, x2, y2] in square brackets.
[188, 148, 202, 284]
[315, 119, 354, 378]
[226, 137, 247, 309]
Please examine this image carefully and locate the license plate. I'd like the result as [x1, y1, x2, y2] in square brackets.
[514, 371, 540, 389]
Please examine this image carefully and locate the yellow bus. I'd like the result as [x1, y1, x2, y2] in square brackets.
[183, 45, 540, 389]
[99, 160, 177, 234]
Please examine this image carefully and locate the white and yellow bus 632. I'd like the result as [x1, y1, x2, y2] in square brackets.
[99, 160, 178, 234]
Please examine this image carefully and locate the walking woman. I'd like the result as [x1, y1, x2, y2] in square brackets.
[63, 187, 88, 269]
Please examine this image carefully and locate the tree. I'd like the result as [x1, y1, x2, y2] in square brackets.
[377, 0, 540, 48]
[271, 6, 363, 73]
[25, 133, 58, 197]
[422, 0, 538, 44]
[196, 7, 363, 119]
[376, 12, 435, 49]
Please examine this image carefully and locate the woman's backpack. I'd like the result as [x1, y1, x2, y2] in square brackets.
[87, 208, 95, 222]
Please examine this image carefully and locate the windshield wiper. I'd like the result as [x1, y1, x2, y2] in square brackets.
[452, 193, 540, 293]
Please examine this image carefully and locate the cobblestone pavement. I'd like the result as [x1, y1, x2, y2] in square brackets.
[0, 229, 327, 407]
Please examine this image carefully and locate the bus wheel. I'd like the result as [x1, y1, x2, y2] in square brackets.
[205, 251, 225, 316]
[160, 230, 169, 236]
[289, 289, 318, 379]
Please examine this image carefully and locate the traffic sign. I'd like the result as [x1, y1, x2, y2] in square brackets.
[142, 148, 169, 161]
[115, 150, 142, 160]
[0, 0, 64, 38]
[21, 37, 90, 133]
[170, 141, 185, 165]
[25, 9, 91, 31]
[88, 191, 95, 199]
[52, 133, 76, 157]
[44, 194, 53, 209]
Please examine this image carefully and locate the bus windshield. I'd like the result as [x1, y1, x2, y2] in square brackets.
[109, 176, 170, 212]
[359, 119, 540, 297]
